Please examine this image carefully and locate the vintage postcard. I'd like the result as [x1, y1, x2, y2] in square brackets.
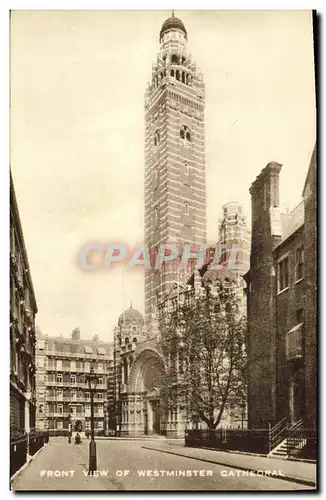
[9, 10, 317, 491]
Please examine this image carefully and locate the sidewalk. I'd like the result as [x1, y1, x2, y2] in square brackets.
[11, 439, 119, 491]
[142, 442, 317, 488]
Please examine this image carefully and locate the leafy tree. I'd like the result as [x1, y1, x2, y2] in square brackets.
[158, 276, 247, 430]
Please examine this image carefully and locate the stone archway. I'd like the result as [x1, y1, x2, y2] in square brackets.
[125, 348, 167, 436]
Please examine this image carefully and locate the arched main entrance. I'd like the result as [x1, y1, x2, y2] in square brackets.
[124, 348, 167, 436]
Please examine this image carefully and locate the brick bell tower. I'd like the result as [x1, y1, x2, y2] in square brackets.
[144, 12, 206, 324]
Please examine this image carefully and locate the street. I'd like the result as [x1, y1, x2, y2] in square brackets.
[11, 438, 313, 491]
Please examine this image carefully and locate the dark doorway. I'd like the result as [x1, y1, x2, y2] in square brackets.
[74, 420, 83, 432]
[152, 400, 161, 434]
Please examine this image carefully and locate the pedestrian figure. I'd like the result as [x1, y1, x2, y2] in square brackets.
[75, 432, 81, 445]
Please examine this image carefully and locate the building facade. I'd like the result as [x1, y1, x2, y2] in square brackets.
[218, 201, 250, 277]
[144, 13, 206, 324]
[10, 172, 38, 440]
[245, 145, 316, 429]
[35, 329, 114, 435]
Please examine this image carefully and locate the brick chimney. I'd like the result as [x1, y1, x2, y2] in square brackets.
[71, 327, 80, 341]
[246, 161, 282, 429]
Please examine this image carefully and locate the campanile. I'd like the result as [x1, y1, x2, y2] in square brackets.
[144, 13, 206, 323]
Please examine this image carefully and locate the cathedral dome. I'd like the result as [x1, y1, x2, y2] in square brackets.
[159, 14, 187, 41]
[118, 304, 144, 327]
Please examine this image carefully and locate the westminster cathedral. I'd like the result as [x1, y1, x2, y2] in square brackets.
[110, 13, 249, 437]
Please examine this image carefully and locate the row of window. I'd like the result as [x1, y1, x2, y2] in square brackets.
[47, 374, 105, 385]
[278, 247, 304, 292]
[153, 161, 190, 185]
[53, 404, 104, 415]
[153, 202, 190, 223]
[168, 91, 203, 110]
[50, 421, 104, 430]
[152, 69, 192, 89]
[51, 389, 104, 400]
[38, 358, 105, 372]
[38, 340, 106, 355]
[153, 126, 192, 146]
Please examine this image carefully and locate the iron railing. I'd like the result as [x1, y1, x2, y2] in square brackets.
[10, 435, 28, 478]
[185, 428, 270, 454]
[286, 425, 316, 459]
[269, 417, 288, 451]
[29, 430, 49, 456]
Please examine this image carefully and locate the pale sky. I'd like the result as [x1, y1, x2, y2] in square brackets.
[10, 10, 316, 342]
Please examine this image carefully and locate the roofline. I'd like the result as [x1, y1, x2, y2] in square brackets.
[10, 170, 38, 313]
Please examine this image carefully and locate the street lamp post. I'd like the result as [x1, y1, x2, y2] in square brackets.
[86, 366, 98, 474]
[68, 414, 72, 443]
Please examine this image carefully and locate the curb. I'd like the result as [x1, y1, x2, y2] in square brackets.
[142, 445, 316, 488]
[198, 446, 315, 464]
[10, 442, 50, 485]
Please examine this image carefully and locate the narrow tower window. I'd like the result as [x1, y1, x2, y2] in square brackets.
[154, 130, 160, 147]
[185, 203, 189, 216]
[180, 125, 191, 142]
[184, 162, 189, 175]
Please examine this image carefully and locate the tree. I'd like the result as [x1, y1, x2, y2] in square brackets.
[158, 275, 247, 430]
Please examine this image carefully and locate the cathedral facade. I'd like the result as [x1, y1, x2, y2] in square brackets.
[112, 13, 207, 438]
[111, 14, 248, 437]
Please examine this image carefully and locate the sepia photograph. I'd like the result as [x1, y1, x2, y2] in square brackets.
[9, 8, 316, 492]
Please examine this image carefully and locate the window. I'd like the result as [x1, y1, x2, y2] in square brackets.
[97, 421, 104, 429]
[37, 356, 44, 368]
[57, 388, 63, 400]
[56, 359, 62, 370]
[71, 390, 77, 401]
[57, 421, 63, 430]
[97, 393, 103, 401]
[56, 374, 62, 384]
[84, 362, 90, 372]
[85, 392, 90, 401]
[185, 203, 189, 216]
[70, 375, 76, 385]
[71, 361, 76, 371]
[180, 125, 191, 142]
[184, 162, 189, 175]
[98, 377, 103, 387]
[296, 308, 304, 324]
[154, 130, 160, 147]
[98, 405, 104, 416]
[153, 167, 159, 188]
[57, 404, 63, 415]
[295, 247, 304, 281]
[97, 363, 103, 373]
[85, 404, 91, 417]
[278, 257, 289, 292]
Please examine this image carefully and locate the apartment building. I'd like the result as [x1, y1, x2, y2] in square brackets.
[36, 328, 114, 435]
